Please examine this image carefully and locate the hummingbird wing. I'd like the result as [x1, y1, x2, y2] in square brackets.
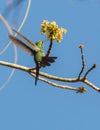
[12, 29, 40, 52]
[9, 34, 35, 56]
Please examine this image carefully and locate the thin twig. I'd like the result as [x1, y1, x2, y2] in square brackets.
[46, 39, 53, 57]
[30, 72, 79, 92]
[83, 63, 97, 79]
[78, 45, 86, 78]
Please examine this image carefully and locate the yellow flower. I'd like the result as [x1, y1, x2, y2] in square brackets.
[56, 32, 63, 43]
[41, 27, 47, 34]
[41, 20, 67, 43]
[41, 20, 49, 26]
[61, 28, 67, 34]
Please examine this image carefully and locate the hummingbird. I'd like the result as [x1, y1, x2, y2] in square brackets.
[8, 29, 57, 85]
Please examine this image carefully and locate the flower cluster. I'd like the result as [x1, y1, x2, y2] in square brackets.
[41, 20, 67, 43]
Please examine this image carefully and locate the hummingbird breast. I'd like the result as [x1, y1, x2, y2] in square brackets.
[34, 51, 44, 67]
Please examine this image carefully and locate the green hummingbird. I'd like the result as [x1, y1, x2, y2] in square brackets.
[8, 29, 57, 85]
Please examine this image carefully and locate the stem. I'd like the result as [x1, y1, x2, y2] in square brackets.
[46, 39, 53, 57]
[78, 45, 85, 78]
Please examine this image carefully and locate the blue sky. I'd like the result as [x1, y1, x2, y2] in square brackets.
[0, 0, 100, 130]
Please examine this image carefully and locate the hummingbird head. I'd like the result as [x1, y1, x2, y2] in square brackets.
[35, 41, 43, 49]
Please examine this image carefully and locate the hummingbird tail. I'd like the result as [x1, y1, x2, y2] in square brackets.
[41, 56, 57, 67]
[35, 63, 39, 85]
[46, 57, 57, 63]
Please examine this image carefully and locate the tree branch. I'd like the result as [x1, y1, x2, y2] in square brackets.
[0, 60, 100, 92]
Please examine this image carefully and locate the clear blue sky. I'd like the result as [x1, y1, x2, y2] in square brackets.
[0, 0, 100, 130]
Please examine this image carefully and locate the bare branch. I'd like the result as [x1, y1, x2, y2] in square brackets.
[0, 61, 29, 72]
[83, 63, 97, 79]
[0, 61, 80, 92]
[83, 79, 100, 92]
[78, 44, 86, 78]
[30, 73, 79, 92]
[0, 61, 100, 92]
